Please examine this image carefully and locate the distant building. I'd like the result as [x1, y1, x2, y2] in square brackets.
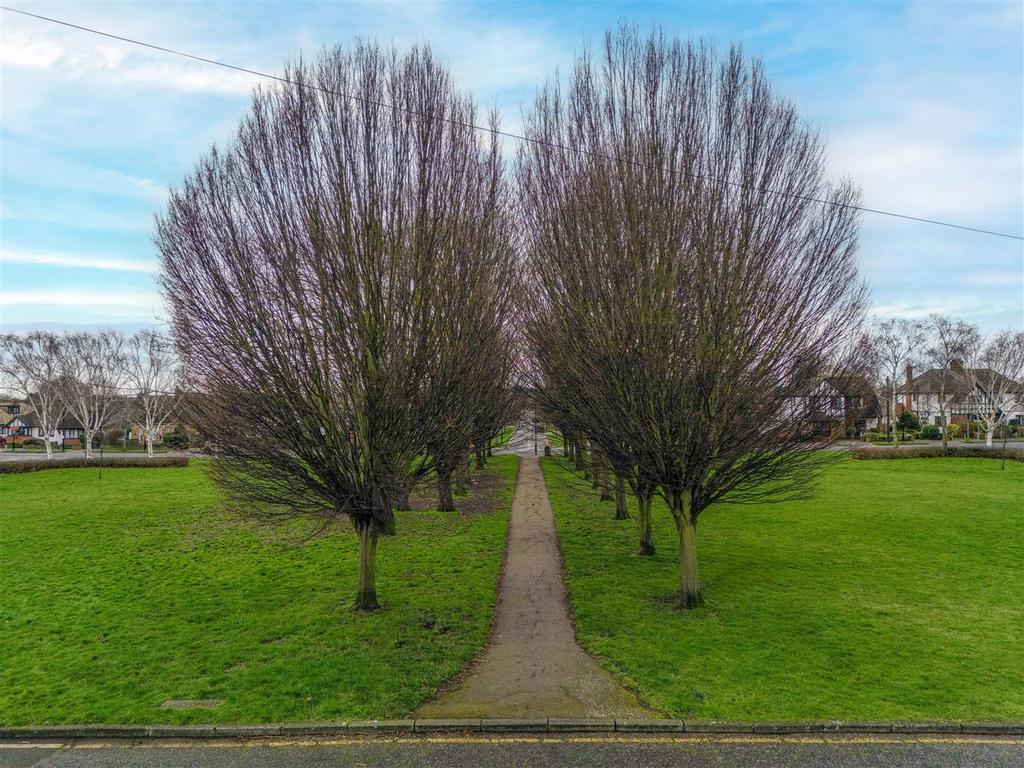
[897, 362, 1023, 426]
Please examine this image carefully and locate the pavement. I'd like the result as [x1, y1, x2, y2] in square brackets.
[3, 734, 1022, 767]
[415, 432, 652, 718]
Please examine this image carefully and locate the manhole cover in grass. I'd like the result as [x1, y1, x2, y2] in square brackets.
[160, 699, 223, 710]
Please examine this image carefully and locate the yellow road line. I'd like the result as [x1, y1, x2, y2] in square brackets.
[45, 735, 1024, 748]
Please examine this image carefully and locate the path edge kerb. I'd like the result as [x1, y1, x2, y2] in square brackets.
[2, 720, 1023, 739]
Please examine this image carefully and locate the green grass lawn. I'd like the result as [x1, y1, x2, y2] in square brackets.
[0, 456, 519, 726]
[543, 456, 1024, 721]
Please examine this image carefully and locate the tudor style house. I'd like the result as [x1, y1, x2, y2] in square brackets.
[805, 375, 881, 437]
[0, 398, 86, 445]
[896, 362, 1024, 426]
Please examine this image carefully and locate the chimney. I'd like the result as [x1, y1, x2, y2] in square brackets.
[951, 358, 965, 374]
[904, 363, 913, 410]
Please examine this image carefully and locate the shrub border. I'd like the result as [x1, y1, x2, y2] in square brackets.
[0, 456, 190, 474]
[851, 447, 1023, 462]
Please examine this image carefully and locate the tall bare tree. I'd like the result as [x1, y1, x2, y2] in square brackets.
[521, 28, 866, 608]
[126, 330, 182, 457]
[158, 43, 507, 610]
[0, 332, 68, 459]
[924, 315, 979, 447]
[417, 142, 520, 510]
[58, 330, 128, 459]
[869, 318, 925, 446]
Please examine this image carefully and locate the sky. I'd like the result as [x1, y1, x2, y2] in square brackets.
[1, 0, 1022, 333]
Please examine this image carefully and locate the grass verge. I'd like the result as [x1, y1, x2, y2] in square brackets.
[0, 455, 518, 725]
[543, 456, 1023, 721]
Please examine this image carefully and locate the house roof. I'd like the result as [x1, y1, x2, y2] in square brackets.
[824, 375, 881, 418]
[899, 367, 1022, 396]
[3, 412, 85, 430]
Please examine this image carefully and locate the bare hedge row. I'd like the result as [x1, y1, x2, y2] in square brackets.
[0, 456, 190, 474]
[851, 447, 1023, 462]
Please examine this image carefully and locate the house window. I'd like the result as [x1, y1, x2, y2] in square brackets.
[934, 416, 941, 426]
[5, 405, 19, 414]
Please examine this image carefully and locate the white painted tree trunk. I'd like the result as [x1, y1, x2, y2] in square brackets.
[84, 429, 93, 459]
[44, 438, 53, 460]
[986, 428, 994, 447]
[147, 433, 154, 457]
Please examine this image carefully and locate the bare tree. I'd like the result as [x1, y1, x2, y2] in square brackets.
[58, 330, 128, 459]
[158, 43, 507, 610]
[869, 318, 925, 447]
[417, 142, 520, 511]
[520, 28, 866, 608]
[126, 330, 182, 457]
[0, 332, 68, 459]
[964, 331, 1024, 448]
[923, 315, 979, 447]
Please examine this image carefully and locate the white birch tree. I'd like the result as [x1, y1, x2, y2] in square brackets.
[965, 331, 1024, 448]
[58, 330, 128, 459]
[924, 315, 979, 447]
[126, 330, 182, 457]
[0, 332, 68, 459]
[869, 318, 925, 447]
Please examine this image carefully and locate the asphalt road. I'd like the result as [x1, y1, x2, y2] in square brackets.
[3, 735, 1022, 768]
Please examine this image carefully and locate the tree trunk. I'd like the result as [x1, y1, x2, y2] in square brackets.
[673, 488, 701, 609]
[395, 487, 411, 511]
[475, 448, 485, 469]
[147, 432, 155, 458]
[891, 391, 900, 448]
[986, 427, 994, 448]
[637, 491, 655, 556]
[940, 410, 948, 449]
[458, 458, 472, 487]
[44, 438, 53, 460]
[84, 428, 93, 459]
[437, 470, 456, 512]
[354, 520, 380, 611]
[614, 473, 629, 520]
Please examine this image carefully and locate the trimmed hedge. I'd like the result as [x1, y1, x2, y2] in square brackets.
[0, 456, 190, 474]
[852, 446, 1024, 463]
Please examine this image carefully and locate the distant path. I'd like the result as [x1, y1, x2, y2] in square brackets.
[415, 452, 654, 719]
[493, 418, 550, 456]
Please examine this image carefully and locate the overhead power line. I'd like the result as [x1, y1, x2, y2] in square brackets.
[4, 5, 1023, 242]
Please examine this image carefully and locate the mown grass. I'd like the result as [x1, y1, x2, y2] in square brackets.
[0, 456, 518, 726]
[543, 456, 1024, 721]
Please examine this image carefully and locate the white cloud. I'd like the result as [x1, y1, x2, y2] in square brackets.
[0, 248, 156, 273]
[0, 25, 259, 95]
[0, 288, 163, 309]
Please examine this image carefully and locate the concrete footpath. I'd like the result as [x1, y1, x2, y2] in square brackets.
[415, 453, 653, 719]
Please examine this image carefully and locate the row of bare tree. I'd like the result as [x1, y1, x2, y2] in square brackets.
[157, 44, 519, 610]
[0, 330, 180, 459]
[148, 28, 1020, 612]
[869, 316, 1024, 447]
[520, 30, 867, 609]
